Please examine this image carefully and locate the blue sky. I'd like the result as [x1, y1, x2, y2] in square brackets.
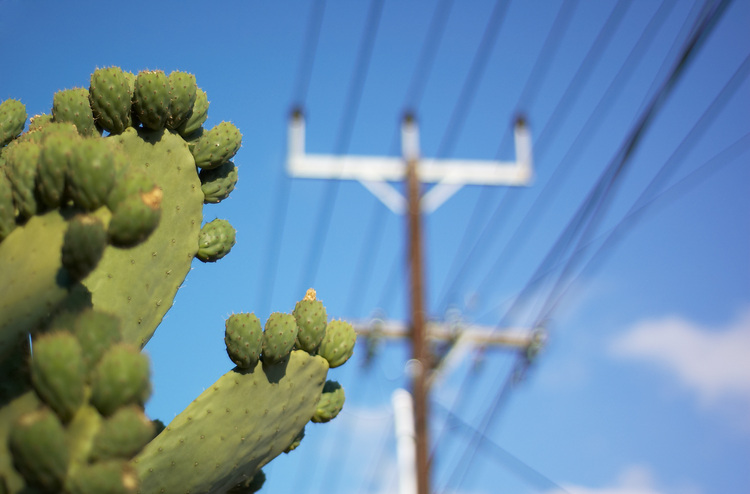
[2, 1, 749, 493]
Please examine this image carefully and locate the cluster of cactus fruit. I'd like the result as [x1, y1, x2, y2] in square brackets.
[0, 67, 357, 494]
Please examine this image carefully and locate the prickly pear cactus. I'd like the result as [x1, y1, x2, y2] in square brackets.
[0, 67, 356, 494]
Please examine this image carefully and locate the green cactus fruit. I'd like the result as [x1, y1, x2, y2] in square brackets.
[0, 171, 15, 241]
[4, 139, 41, 219]
[317, 319, 357, 368]
[29, 331, 86, 423]
[166, 71, 198, 130]
[311, 380, 345, 423]
[107, 188, 162, 247]
[37, 122, 79, 208]
[197, 218, 236, 262]
[200, 160, 238, 204]
[90, 406, 155, 461]
[66, 137, 117, 210]
[28, 113, 53, 132]
[262, 312, 298, 365]
[176, 87, 208, 137]
[89, 66, 133, 134]
[90, 344, 151, 416]
[52, 87, 98, 137]
[0, 98, 26, 147]
[284, 426, 305, 454]
[225, 312, 263, 369]
[61, 214, 107, 282]
[106, 166, 157, 212]
[189, 121, 242, 170]
[227, 470, 266, 494]
[293, 289, 328, 354]
[66, 460, 139, 494]
[133, 70, 170, 130]
[8, 408, 69, 492]
[71, 309, 123, 376]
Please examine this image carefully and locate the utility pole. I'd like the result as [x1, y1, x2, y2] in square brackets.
[287, 109, 536, 494]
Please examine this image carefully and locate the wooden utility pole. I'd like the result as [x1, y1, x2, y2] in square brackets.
[405, 114, 430, 494]
[287, 109, 535, 494]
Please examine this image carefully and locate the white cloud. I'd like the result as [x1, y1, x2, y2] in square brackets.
[609, 309, 750, 406]
[546, 465, 699, 494]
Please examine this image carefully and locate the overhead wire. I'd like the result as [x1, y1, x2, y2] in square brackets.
[436, 0, 635, 313]
[534, 51, 750, 327]
[439, 1, 733, 491]
[295, 0, 386, 296]
[257, 0, 327, 316]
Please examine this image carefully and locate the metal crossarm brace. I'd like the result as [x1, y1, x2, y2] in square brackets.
[286, 111, 534, 213]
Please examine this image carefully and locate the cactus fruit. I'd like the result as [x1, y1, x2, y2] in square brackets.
[317, 319, 357, 368]
[8, 409, 69, 491]
[197, 218, 236, 262]
[200, 160, 238, 204]
[0, 171, 16, 241]
[65, 460, 138, 494]
[4, 139, 41, 219]
[37, 123, 79, 208]
[176, 87, 208, 138]
[311, 380, 346, 423]
[166, 71, 198, 130]
[89, 67, 133, 135]
[90, 345, 151, 417]
[189, 121, 242, 169]
[66, 138, 116, 211]
[69, 309, 122, 376]
[225, 313, 264, 369]
[262, 312, 299, 365]
[227, 470, 266, 494]
[106, 188, 162, 247]
[29, 332, 86, 423]
[284, 427, 305, 453]
[90, 406, 156, 461]
[61, 215, 108, 282]
[52, 88, 98, 137]
[132, 71, 170, 131]
[0, 98, 26, 147]
[293, 288, 328, 354]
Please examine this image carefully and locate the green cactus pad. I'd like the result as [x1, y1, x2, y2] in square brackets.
[0, 172, 15, 241]
[4, 139, 41, 219]
[90, 406, 155, 461]
[89, 66, 133, 135]
[83, 127, 203, 347]
[262, 312, 298, 366]
[197, 218, 236, 262]
[225, 313, 263, 369]
[166, 71, 198, 130]
[134, 350, 328, 494]
[0, 99, 26, 147]
[67, 138, 117, 211]
[318, 319, 357, 368]
[176, 87, 208, 138]
[29, 331, 86, 423]
[311, 380, 345, 423]
[107, 189, 162, 247]
[8, 408, 69, 492]
[133, 71, 170, 131]
[293, 291, 328, 354]
[200, 160, 238, 204]
[189, 121, 242, 170]
[66, 460, 139, 494]
[52, 88, 98, 137]
[90, 344, 151, 416]
[37, 123, 80, 208]
[61, 215, 108, 282]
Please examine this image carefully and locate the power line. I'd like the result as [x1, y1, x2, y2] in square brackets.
[257, 0, 327, 316]
[436, 0, 635, 313]
[440, 2, 732, 490]
[296, 0, 386, 296]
